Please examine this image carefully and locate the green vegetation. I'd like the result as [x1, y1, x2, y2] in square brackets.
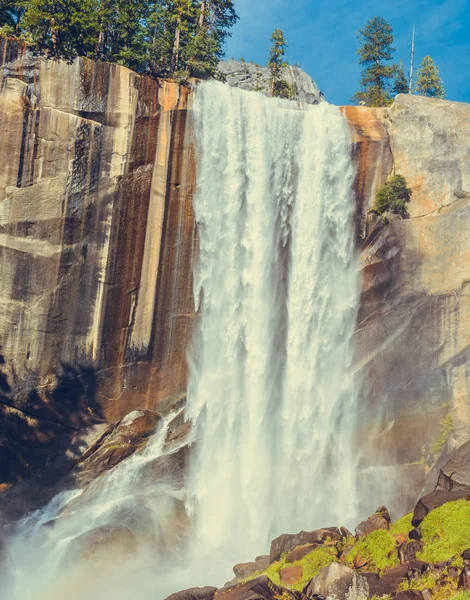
[449, 592, 470, 600]
[415, 55, 445, 98]
[417, 499, 470, 563]
[352, 16, 395, 107]
[390, 512, 413, 537]
[399, 572, 439, 591]
[0, 0, 238, 80]
[268, 28, 294, 99]
[393, 64, 409, 95]
[373, 174, 412, 218]
[247, 547, 336, 592]
[430, 414, 454, 462]
[345, 529, 399, 574]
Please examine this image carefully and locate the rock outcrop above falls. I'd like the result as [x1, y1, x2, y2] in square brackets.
[218, 59, 323, 104]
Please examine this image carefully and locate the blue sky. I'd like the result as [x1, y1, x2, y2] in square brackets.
[224, 0, 470, 106]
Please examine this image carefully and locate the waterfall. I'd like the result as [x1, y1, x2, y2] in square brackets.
[186, 81, 360, 576]
[4, 80, 360, 599]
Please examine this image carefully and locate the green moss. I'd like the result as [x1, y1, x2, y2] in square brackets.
[290, 548, 336, 591]
[245, 547, 336, 592]
[390, 513, 413, 537]
[430, 415, 454, 462]
[417, 499, 470, 563]
[346, 529, 399, 574]
[399, 572, 439, 591]
[448, 592, 470, 600]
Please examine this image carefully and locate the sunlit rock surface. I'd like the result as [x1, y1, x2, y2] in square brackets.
[348, 94, 470, 512]
[0, 38, 196, 482]
[218, 59, 323, 104]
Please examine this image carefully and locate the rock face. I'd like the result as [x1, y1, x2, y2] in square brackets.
[0, 38, 196, 482]
[1, 38, 470, 522]
[303, 563, 368, 600]
[437, 440, 470, 492]
[349, 94, 470, 514]
[218, 59, 322, 104]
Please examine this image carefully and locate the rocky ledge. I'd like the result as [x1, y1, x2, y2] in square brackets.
[218, 59, 323, 104]
[167, 440, 470, 600]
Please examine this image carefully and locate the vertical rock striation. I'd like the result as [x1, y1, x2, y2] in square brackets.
[0, 38, 196, 481]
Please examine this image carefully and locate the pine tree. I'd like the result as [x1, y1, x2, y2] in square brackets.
[93, 0, 150, 70]
[352, 16, 395, 107]
[393, 64, 409, 95]
[0, 1, 26, 34]
[268, 28, 289, 97]
[415, 55, 445, 98]
[21, 0, 99, 60]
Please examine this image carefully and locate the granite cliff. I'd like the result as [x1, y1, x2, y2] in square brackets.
[0, 37, 469, 515]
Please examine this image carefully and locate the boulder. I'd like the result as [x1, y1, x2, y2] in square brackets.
[270, 528, 341, 563]
[394, 591, 432, 600]
[303, 563, 368, 600]
[412, 490, 470, 526]
[280, 565, 303, 585]
[437, 441, 470, 492]
[216, 575, 303, 600]
[399, 541, 424, 564]
[360, 572, 389, 597]
[74, 410, 161, 485]
[286, 544, 317, 563]
[164, 588, 217, 600]
[355, 506, 391, 539]
[380, 562, 428, 595]
[62, 525, 138, 566]
[165, 409, 192, 451]
[462, 549, 470, 561]
[233, 556, 270, 579]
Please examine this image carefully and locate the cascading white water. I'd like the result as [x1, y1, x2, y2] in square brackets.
[4, 80, 361, 600]
[186, 81, 360, 576]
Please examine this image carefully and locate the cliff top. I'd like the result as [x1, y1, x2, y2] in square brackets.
[218, 59, 323, 105]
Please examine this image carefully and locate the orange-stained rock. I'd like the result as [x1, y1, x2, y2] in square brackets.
[279, 565, 302, 585]
[341, 105, 393, 241]
[0, 38, 196, 483]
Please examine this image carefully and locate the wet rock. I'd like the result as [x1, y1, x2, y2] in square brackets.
[270, 528, 341, 563]
[412, 490, 470, 526]
[355, 506, 391, 540]
[140, 443, 190, 489]
[303, 563, 368, 600]
[286, 544, 317, 563]
[462, 549, 470, 561]
[164, 587, 217, 600]
[62, 525, 138, 566]
[459, 564, 470, 589]
[233, 556, 270, 579]
[216, 575, 303, 600]
[74, 410, 161, 485]
[399, 541, 424, 564]
[165, 409, 192, 451]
